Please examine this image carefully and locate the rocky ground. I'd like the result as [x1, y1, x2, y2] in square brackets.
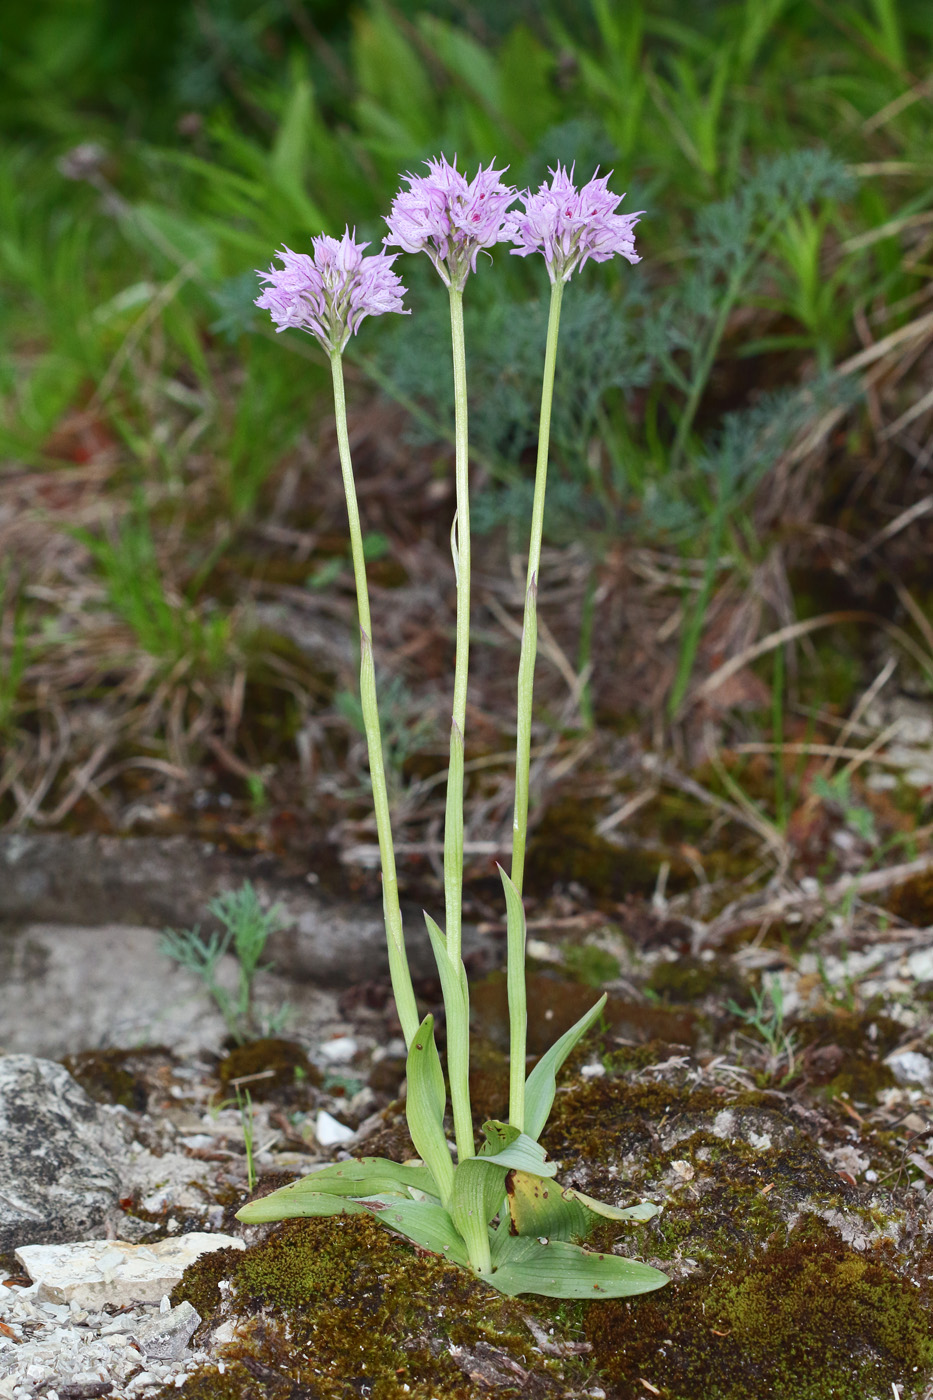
[2, 833, 933, 1400]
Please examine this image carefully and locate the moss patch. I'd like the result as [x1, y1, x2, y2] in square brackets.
[166, 1214, 582, 1400]
[216, 1038, 321, 1104]
[586, 1219, 933, 1399]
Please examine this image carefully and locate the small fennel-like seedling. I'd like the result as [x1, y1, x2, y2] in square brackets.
[160, 880, 291, 1044]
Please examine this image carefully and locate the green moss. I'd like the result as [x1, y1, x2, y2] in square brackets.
[216, 1038, 321, 1103]
[164, 1214, 583, 1400]
[525, 796, 693, 901]
[561, 942, 620, 988]
[586, 1219, 933, 1399]
[797, 1011, 901, 1103]
[645, 956, 737, 1004]
[162, 1361, 276, 1400]
[60, 1047, 152, 1110]
[170, 1245, 246, 1319]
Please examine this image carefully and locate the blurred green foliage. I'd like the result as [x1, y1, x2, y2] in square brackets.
[2, 0, 933, 746]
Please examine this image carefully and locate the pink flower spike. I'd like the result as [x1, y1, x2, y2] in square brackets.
[384, 154, 517, 291]
[255, 227, 409, 354]
[503, 164, 643, 284]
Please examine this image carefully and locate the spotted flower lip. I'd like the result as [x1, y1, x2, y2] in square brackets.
[254, 227, 408, 353]
[383, 155, 517, 290]
[503, 164, 642, 284]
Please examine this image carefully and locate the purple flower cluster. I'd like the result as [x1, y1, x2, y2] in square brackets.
[255, 161, 644, 347]
[255, 228, 408, 353]
[383, 155, 516, 291]
[504, 164, 642, 284]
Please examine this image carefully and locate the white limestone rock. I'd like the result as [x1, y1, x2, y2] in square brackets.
[887, 1051, 933, 1088]
[131, 1300, 202, 1359]
[314, 1109, 356, 1145]
[15, 1233, 245, 1307]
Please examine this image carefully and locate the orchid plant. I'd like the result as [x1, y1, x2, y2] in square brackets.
[240, 158, 666, 1301]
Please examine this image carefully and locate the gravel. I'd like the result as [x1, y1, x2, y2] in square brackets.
[0, 1276, 211, 1399]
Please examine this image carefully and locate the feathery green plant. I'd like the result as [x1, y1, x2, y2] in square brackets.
[161, 881, 291, 1044]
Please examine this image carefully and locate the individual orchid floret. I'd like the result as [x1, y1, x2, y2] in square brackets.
[384, 155, 517, 291]
[504, 164, 642, 284]
[255, 227, 408, 354]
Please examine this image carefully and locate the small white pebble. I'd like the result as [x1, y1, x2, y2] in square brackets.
[314, 1110, 356, 1145]
[318, 1035, 358, 1063]
[160, 1295, 171, 1314]
[580, 1062, 606, 1080]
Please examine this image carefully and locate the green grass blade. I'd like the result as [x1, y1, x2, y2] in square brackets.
[524, 994, 607, 1142]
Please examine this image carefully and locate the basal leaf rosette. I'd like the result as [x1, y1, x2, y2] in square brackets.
[236, 1115, 664, 1300]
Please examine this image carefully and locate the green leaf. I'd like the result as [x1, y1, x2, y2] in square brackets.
[498, 866, 528, 1131]
[237, 1192, 370, 1224]
[234, 1157, 437, 1223]
[479, 1121, 520, 1154]
[423, 912, 472, 1159]
[505, 1170, 591, 1242]
[563, 1189, 659, 1223]
[364, 1197, 470, 1268]
[406, 1014, 455, 1204]
[477, 1121, 557, 1177]
[449, 1159, 507, 1274]
[487, 1234, 669, 1299]
[524, 994, 607, 1141]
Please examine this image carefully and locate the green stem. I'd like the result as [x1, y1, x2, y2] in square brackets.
[508, 278, 563, 1131]
[445, 286, 470, 961]
[443, 285, 474, 1162]
[330, 348, 419, 1047]
[511, 278, 563, 897]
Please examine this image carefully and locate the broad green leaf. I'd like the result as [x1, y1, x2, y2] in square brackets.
[487, 1234, 669, 1299]
[449, 1159, 507, 1274]
[505, 1170, 591, 1243]
[563, 1189, 659, 1223]
[524, 993, 607, 1142]
[477, 1121, 556, 1177]
[498, 867, 528, 1132]
[406, 1014, 454, 1204]
[235, 1157, 436, 1224]
[365, 1197, 470, 1268]
[237, 1191, 370, 1224]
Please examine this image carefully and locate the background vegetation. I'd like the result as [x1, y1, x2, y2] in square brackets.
[3, 0, 933, 911]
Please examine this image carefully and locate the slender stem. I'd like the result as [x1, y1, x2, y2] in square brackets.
[445, 286, 470, 965]
[510, 278, 563, 897]
[441, 286, 474, 1162]
[507, 278, 563, 1132]
[330, 348, 419, 1047]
